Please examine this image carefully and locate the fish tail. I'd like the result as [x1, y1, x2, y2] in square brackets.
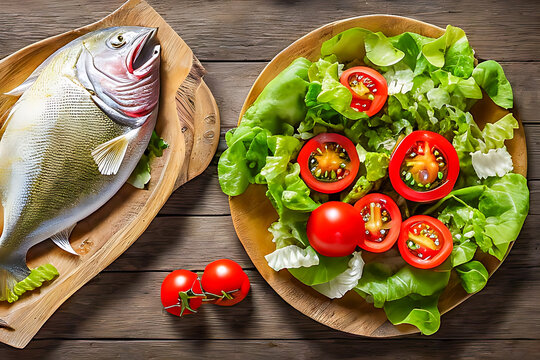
[0, 255, 30, 302]
[0, 317, 11, 329]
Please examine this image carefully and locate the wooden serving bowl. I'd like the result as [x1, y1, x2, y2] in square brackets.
[0, 0, 219, 348]
[230, 15, 527, 337]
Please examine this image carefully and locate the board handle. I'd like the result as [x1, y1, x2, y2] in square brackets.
[174, 56, 220, 191]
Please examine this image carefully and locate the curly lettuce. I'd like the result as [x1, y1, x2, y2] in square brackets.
[3, 264, 59, 303]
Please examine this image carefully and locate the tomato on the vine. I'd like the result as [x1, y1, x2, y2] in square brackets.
[354, 193, 402, 253]
[339, 66, 388, 117]
[398, 215, 453, 269]
[160, 270, 203, 316]
[307, 201, 364, 257]
[389, 130, 460, 202]
[201, 259, 250, 306]
[297, 133, 360, 194]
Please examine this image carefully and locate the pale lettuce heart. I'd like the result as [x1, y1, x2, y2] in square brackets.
[312, 251, 365, 299]
[265, 245, 319, 271]
[470, 147, 513, 179]
[383, 63, 414, 95]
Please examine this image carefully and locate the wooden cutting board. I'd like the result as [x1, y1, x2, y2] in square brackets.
[229, 15, 527, 337]
[0, 0, 219, 349]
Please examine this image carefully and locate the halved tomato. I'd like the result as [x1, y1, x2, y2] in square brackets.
[398, 215, 453, 269]
[339, 66, 388, 117]
[389, 130, 459, 202]
[297, 133, 360, 194]
[354, 193, 402, 253]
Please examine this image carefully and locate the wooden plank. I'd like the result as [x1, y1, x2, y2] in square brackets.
[1, 339, 539, 359]
[0, 0, 539, 62]
[20, 265, 538, 340]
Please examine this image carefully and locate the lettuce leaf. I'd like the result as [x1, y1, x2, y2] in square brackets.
[384, 294, 442, 335]
[365, 32, 405, 66]
[3, 264, 59, 303]
[472, 60, 513, 109]
[431, 173, 529, 261]
[289, 253, 352, 286]
[471, 147, 513, 179]
[455, 261, 489, 294]
[128, 131, 169, 189]
[312, 251, 365, 299]
[355, 264, 449, 334]
[308, 57, 368, 120]
[242, 58, 312, 134]
[265, 245, 319, 271]
[355, 264, 450, 307]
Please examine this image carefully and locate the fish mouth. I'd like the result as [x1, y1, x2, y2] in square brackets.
[128, 28, 161, 77]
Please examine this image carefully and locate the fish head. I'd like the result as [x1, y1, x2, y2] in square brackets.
[77, 27, 161, 128]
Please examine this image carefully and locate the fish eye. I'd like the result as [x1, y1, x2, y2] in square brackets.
[110, 34, 126, 48]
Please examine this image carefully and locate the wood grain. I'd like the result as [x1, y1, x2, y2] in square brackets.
[16, 267, 539, 340]
[0, 0, 539, 62]
[2, 339, 539, 360]
[0, 0, 539, 356]
[0, 0, 218, 349]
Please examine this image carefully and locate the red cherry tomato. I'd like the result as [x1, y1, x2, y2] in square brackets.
[161, 270, 203, 316]
[297, 133, 360, 194]
[307, 201, 364, 257]
[339, 66, 388, 117]
[389, 130, 460, 202]
[398, 215, 453, 269]
[201, 259, 250, 306]
[354, 193, 402, 253]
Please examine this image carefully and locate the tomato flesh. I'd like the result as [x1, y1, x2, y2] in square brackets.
[398, 215, 453, 269]
[298, 133, 360, 194]
[355, 193, 402, 253]
[340, 66, 388, 117]
[389, 131, 460, 202]
[400, 141, 447, 191]
[405, 222, 442, 260]
[307, 201, 364, 257]
[308, 142, 351, 182]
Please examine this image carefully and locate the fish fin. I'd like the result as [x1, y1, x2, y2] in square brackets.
[0, 318, 12, 329]
[50, 223, 78, 255]
[0, 255, 30, 302]
[91, 128, 139, 175]
[0, 101, 18, 139]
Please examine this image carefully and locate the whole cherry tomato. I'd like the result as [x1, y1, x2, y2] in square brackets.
[307, 201, 364, 257]
[161, 269, 203, 316]
[201, 259, 250, 306]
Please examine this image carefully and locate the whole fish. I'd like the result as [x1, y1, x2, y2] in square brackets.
[0, 27, 161, 303]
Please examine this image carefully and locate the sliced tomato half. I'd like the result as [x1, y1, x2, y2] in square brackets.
[297, 133, 360, 194]
[354, 193, 402, 253]
[389, 130, 460, 202]
[339, 66, 388, 117]
[398, 215, 453, 269]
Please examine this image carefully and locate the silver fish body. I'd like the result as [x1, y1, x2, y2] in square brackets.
[0, 26, 161, 300]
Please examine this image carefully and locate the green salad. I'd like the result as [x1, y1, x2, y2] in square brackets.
[217, 25, 529, 335]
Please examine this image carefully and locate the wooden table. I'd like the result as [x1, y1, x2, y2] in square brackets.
[1, 0, 539, 358]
